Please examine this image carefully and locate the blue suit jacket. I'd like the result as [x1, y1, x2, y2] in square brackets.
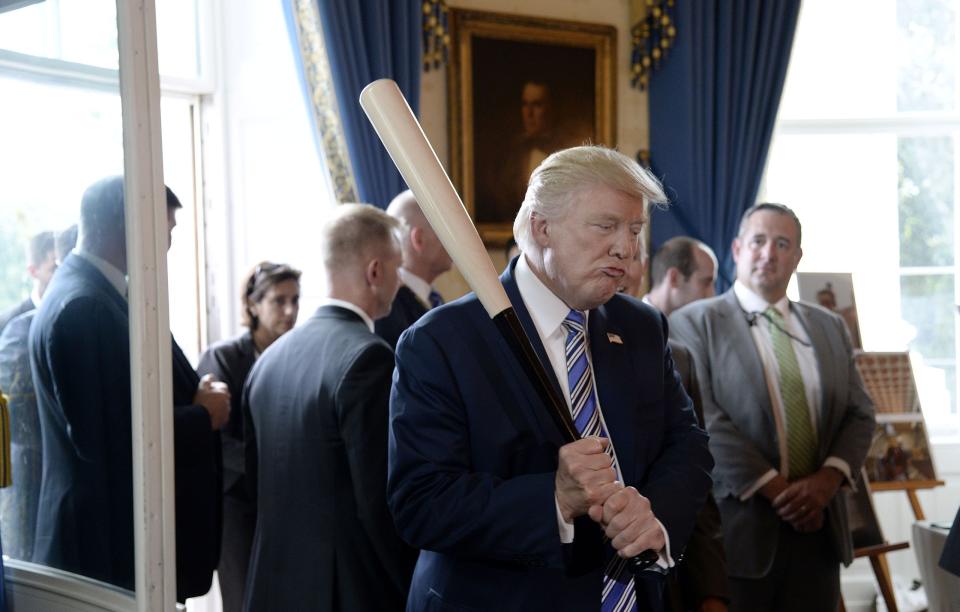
[387, 261, 713, 611]
[29, 254, 219, 600]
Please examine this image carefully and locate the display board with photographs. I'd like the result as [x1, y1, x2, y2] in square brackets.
[855, 351, 938, 483]
[796, 272, 862, 349]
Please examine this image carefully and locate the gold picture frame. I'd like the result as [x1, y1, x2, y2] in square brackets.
[447, 9, 617, 245]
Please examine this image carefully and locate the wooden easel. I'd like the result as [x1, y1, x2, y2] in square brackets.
[841, 479, 945, 612]
[870, 479, 945, 520]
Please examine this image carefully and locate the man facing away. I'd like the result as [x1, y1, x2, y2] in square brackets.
[29, 176, 228, 600]
[644, 236, 718, 316]
[669, 203, 876, 611]
[243, 204, 417, 611]
[375, 189, 452, 350]
[388, 145, 713, 611]
[0, 231, 57, 334]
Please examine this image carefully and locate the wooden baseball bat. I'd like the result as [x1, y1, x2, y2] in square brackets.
[359, 79, 657, 571]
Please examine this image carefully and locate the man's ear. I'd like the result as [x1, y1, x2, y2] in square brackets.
[26, 264, 38, 280]
[731, 237, 741, 263]
[409, 226, 425, 253]
[666, 267, 680, 288]
[530, 213, 550, 248]
[365, 258, 381, 287]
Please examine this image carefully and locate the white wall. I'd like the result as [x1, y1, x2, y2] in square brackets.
[203, 0, 335, 344]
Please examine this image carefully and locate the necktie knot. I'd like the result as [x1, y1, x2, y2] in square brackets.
[428, 289, 443, 309]
[563, 309, 586, 334]
[765, 305, 783, 323]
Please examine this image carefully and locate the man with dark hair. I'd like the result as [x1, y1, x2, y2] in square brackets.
[375, 190, 452, 351]
[0, 231, 56, 334]
[30, 176, 228, 600]
[670, 202, 875, 611]
[244, 204, 416, 611]
[645, 237, 718, 316]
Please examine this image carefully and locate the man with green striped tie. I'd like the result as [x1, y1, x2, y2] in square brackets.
[670, 203, 876, 612]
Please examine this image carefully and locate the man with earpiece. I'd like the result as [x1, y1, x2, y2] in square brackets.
[669, 203, 875, 612]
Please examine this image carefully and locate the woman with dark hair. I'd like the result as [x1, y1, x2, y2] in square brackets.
[197, 261, 300, 612]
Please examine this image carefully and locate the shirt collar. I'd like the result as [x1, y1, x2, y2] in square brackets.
[398, 268, 432, 306]
[733, 280, 790, 319]
[320, 298, 375, 333]
[74, 249, 128, 298]
[30, 286, 42, 309]
[515, 254, 580, 340]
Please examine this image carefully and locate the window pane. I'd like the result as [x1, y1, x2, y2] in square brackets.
[900, 274, 956, 357]
[898, 0, 957, 112]
[0, 74, 140, 594]
[779, 0, 899, 120]
[898, 136, 955, 267]
[0, 0, 200, 80]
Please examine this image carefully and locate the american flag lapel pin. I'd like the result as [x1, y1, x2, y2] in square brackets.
[607, 332, 623, 345]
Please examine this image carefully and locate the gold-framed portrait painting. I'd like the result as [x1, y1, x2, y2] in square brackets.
[447, 9, 617, 244]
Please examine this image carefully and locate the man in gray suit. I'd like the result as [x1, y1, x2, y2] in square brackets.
[670, 203, 875, 612]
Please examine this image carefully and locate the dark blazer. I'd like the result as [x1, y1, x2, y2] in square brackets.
[375, 284, 428, 351]
[670, 290, 876, 579]
[665, 341, 729, 611]
[198, 332, 257, 497]
[388, 261, 713, 611]
[941, 507, 960, 577]
[243, 305, 416, 612]
[0, 297, 33, 335]
[29, 254, 219, 600]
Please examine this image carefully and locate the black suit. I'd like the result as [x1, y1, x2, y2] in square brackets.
[30, 254, 219, 600]
[941, 507, 960, 577]
[375, 285, 428, 351]
[0, 297, 33, 335]
[665, 340, 729, 611]
[243, 305, 416, 611]
[198, 332, 258, 611]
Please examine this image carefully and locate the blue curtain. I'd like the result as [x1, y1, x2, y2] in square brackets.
[310, 0, 422, 209]
[649, 0, 801, 290]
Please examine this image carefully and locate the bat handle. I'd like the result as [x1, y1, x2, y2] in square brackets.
[491, 308, 663, 575]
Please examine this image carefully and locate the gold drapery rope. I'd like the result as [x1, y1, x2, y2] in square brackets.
[630, 0, 677, 90]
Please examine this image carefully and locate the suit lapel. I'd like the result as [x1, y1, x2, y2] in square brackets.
[719, 291, 778, 432]
[500, 262, 568, 448]
[587, 305, 637, 484]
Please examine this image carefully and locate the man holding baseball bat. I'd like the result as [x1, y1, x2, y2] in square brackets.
[387, 146, 713, 611]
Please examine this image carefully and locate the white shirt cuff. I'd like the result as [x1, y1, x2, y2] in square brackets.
[740, 469, 779, 501]
[654, 518, 674, 569]
[823, 457, 854, 487]
[556, 495, 575, 543]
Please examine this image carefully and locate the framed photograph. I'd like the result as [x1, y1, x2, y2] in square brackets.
[854, 352, 921, 414]
[796, 272, 862, 349]
[448, 9, 617, 244]
[864, 412, 937, 483]
[844, 468, 885, 549]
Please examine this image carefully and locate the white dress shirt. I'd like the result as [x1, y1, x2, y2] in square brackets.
[398, 268, 434, 309]
[514, 256, 672, 567]
[733, 281, 852, 499]
[74, 249, 128, 298]
[320, 298, 374, 333]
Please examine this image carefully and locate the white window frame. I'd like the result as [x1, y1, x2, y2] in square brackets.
[0, 0, 206, 609]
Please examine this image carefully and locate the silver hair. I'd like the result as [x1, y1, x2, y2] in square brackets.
[512, 146, 668, 254]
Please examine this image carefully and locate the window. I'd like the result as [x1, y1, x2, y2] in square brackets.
[764, 0, 960, 437]
[0, 0, 208, 605]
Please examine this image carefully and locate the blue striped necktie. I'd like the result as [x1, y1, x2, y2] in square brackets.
[562, 310, 636, 612]
[428, 289, 443, 309]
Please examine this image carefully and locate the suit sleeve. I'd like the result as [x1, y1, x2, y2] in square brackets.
[670, 309, 777, 499]
[337, 342, 415, 591]
[387, 325, 567, 569]
[637, 317, 714, 557]
[823, 314, 875, 474]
